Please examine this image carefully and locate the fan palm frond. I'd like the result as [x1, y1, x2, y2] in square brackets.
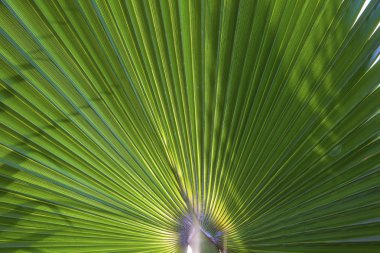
[1, 0, 379, 252]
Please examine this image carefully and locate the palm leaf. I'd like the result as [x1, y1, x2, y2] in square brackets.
[1, 0, 379, 252]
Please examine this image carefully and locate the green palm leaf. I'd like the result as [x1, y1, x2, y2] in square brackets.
[1, 0, 379, 252]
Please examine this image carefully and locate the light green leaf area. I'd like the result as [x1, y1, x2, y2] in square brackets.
[0, 0, 379, 252]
